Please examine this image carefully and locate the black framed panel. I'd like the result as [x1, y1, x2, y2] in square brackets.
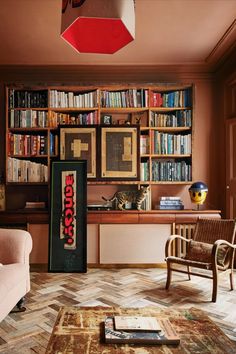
[49, 160, 87, 272]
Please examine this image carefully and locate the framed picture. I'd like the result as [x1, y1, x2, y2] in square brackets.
[60, 127, 96, 178]
[131, 112, 147, 126]
[101, 115, 112, 125]
[49, 160, 87, 272]
[101, 126, 139, 179]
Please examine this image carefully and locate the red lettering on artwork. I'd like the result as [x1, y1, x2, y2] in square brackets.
[62, 173, 77, 248]
[66, 174, 74, 185]
[64, 225, 73, 237]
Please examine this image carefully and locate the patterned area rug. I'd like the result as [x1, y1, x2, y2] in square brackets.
[45, 306, 236, 354]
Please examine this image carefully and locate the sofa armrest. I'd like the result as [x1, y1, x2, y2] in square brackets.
[0, 229, 32, 265]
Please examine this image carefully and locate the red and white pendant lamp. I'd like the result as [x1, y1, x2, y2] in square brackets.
[61, 0, 135, 54]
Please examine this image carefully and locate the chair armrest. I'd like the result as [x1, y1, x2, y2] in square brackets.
[165, 234, 191, 258]
[0, 228, 32, 265]
[211, 239, 236, 265]
[213, 239, 236, 249]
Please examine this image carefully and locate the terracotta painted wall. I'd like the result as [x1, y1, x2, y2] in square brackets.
[215, 49, 236, 217]
[0, 65, 221, 212]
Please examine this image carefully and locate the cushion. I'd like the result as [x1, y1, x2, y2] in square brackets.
[186, 240, 229, 267]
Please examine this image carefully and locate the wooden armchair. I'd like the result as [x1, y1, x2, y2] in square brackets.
[165, 218, 236, 302]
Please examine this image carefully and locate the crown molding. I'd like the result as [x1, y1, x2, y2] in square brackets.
[0, 64, 214, 84]
[205, 19, 236, 71]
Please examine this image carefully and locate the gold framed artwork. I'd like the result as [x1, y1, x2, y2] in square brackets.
[101, 126, 139, 179]
[60, 127, 96, 178]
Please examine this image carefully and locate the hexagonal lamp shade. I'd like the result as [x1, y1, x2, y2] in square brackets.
[61, 0, 135, 54]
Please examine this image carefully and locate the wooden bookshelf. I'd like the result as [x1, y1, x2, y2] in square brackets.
[5, 84, 194, 210]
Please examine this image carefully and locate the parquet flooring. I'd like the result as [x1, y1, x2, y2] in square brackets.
[0, 268, 236, 353]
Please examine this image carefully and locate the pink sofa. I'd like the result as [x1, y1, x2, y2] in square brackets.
[0, 228, 32, 322]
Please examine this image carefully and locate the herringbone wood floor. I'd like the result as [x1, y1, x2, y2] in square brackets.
[0, 268, 236, 353]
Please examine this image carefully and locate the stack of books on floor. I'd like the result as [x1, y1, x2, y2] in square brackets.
[156, 196, 184, 210]
[103, 315, 180, 345]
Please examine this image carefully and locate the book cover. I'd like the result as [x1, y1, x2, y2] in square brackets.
[159, 200, 183, 205]
[160, 196, 181, 200]
[157, 205, 184, 210]
[114, 316, 161, 332]
[104, 316, 180, 345]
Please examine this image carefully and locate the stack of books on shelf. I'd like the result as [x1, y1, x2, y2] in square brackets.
[24, 201, 46, 209]
[156, 196, 184, 210]
[103, 315, 180, 345]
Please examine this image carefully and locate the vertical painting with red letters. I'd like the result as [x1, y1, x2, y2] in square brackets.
[49, 160, 87, 272]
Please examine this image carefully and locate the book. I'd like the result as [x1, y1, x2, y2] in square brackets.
[104, 316, 180, 345]
[160, 196, 181, 200]
[25, 201, 46, 209]
[159, 200, 183, 205]
[114, 316, 161, 332]
[157, 205, 184, 210]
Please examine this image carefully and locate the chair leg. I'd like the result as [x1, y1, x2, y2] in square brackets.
[187, 266, 191, 280]
[230, 269, 234, 291]
[212, 266, 218, 302]
[166, 262, 172, 290]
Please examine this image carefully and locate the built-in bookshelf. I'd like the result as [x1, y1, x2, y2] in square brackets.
[5, 84, 193, 210]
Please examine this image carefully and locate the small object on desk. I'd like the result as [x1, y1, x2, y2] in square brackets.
[189, 181, 208, 210]
[114, 316, 161, 332]
[104, 316, 180, 345]
[87, 204, 112, 211]
[156, 196, 184, 210]
[24, 201, 46, 209]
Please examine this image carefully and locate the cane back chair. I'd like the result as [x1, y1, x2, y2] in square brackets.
[165, 218, 236, 302]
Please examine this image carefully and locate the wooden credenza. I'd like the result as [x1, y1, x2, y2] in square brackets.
[0, 210, 221, 270]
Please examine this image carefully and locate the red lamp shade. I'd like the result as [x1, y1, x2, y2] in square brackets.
[61, 0, 135, 54]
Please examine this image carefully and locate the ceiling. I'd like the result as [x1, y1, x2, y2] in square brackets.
[0, 0, 235, 69]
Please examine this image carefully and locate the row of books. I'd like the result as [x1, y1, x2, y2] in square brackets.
[140, 162, 150, 181]
[49, 89, 98, 108]
[8, 88, 192, 109]
[103, 315, 180, 345]
[48, 111, 98, 127]
[9, 110, 192, 129]
[9, 109, 100, 128]
[8, 89, 48, 108]
[7, 157, 48, 183]
[100, 89, 149, 108]
[149, 89, 191, 108]
[8, 133, 47, 156]
[9, 109, 48, 128]
[49, 133, 58, 156]
[150, 110, 192, 127]
[140, 160, 192, 182]
[152, 160, 192, 182]
[140, 135, 149, 155]
[150, 131, 192, 155]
